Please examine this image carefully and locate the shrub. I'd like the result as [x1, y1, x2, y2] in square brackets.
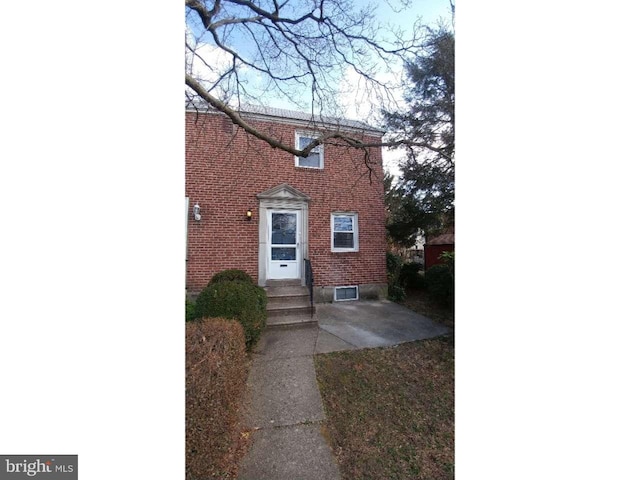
[388, 283, 406, 302]
[439, 251, 455, 274]
[386, 251, 403, 276]
[386, 251, 405, 302]
[398, 261, 425, 289]
[424, 264, 454, 307]
[194, 280, 267, 348]
[185, 296, 196, 322]
[207, 269, 254, 286]
[186, 318, 248, 479]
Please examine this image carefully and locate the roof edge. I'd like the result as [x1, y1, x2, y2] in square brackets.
[185, 103, 386, 137]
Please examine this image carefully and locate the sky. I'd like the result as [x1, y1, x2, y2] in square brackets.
[358, 0, 453, 31]
[338, 0, 454, 178]
[358, 0, 453, 178]
[187, 0, 453, 178]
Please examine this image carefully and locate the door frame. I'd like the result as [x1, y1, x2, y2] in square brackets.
[257, 184, 310, 287]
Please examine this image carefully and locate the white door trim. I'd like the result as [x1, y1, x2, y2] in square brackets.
[256, 184, 310, 287]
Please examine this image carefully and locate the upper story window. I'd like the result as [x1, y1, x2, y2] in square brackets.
[331, 213, 359, 252]
[295, 131, 324, 169]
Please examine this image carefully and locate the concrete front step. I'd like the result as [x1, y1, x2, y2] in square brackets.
[267, 305, 315, 317]
[265, 286, 309, 297]
[267, 295, 312, 308]
[265, 282, 314, 324]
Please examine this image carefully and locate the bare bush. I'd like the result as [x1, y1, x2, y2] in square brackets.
[186, 318, 248, 479]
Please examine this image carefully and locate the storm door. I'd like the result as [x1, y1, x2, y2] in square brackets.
[267, 210, 300, 279]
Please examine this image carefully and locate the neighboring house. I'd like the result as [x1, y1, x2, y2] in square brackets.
[425, 225, 455, 268]
[397, 235, 426, 265]
[185, 103, 388, 303]
[404, 248, 424, 265]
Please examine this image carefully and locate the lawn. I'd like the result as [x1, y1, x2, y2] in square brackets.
[401, 287, 454, 329]
[314, 336, 454, 480]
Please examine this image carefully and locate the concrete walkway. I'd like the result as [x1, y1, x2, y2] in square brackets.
[237, 300, 451, 480]
[237, 325, 340, 480]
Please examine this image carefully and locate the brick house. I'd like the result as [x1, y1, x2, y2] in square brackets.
[185, 104, 388, 306]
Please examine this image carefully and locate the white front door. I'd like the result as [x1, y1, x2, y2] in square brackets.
[268, 210, 300, 280]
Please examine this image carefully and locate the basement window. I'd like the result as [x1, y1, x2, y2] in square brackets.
[334, 285, 359, 302]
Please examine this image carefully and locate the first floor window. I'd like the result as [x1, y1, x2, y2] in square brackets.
[331, 213, 358, 252]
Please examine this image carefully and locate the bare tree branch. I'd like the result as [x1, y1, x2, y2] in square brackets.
[186, 0, 434, 158]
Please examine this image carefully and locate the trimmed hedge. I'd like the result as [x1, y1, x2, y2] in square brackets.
[186, 318, 248, 479]
[207, 269, 254, 286]
[194, 280, 267, 348]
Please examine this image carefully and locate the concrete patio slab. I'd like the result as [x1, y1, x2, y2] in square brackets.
[238, 424, 341, 480]
[315, 328, 358, 354]
[315, 300, 450, 351]
[315, 329, 358, 353]
[244, 356, 326, 429]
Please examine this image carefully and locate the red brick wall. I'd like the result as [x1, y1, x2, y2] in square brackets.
[185, 111, 387, 294]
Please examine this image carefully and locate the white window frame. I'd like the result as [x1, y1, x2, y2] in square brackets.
[295, 131, 324, 169]
[334, 285, 359, 302]
[331, 212, 358, 252]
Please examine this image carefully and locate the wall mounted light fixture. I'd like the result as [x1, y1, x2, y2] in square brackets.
[246, 209, 253, 221]
[193, 203, 201, 221]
